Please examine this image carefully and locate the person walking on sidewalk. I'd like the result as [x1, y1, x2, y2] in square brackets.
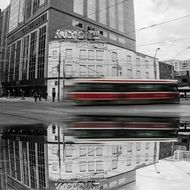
[52, 91, 56, 102]
[44, 92, 48, 101]
[34, 91, 38, 102]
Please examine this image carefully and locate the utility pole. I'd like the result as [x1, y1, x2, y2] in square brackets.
[62, 59, 65, 100]
[57, 43, 61, 101]
[154, 48, 160, 79]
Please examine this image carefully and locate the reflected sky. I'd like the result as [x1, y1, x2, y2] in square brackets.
[0, 116, 189, 190]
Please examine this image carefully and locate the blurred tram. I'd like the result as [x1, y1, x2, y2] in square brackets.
[69, 78, 180, 105]
[67, 116, 179, 142]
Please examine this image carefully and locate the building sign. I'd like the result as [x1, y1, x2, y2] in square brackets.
[52, 181, 100, 190]
[55, 30, 100, 41]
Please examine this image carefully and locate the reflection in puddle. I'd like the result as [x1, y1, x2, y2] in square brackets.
[0, 117, 181, 190]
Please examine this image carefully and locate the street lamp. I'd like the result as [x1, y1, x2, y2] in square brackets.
[154, 48, 160, 79]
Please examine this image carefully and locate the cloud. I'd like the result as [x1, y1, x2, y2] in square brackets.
[134, 0, 190, 60]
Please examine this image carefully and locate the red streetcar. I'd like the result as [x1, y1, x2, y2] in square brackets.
[69, 78, 180, 105]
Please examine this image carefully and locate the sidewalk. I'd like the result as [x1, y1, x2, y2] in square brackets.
[0, 96, 73, 105]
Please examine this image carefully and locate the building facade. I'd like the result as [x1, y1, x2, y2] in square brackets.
[48, 41, 159, 99]
[159, 61, 174, 79]
[0, 6, 10, 96]
[0, 0, 160, 99]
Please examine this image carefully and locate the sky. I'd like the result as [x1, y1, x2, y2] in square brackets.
[1, 0, 190, 61]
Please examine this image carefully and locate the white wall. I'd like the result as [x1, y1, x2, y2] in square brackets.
[47, 41, 159, 99]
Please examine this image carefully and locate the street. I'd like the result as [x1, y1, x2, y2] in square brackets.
[0, 98, 190, 126]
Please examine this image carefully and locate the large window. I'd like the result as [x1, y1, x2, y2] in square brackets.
[9, 44, 16, 81]
[118, 0, 124, 32]
[22, 36, 30, 80]
[5, 47, 10, 82]
[80, 161, 86, 172]
[15, 40, 21, 81]
[99, 0, 107, 25]
[109, 0, 116, 29]
[80, 50, 87, 59]
[38, 25, 46, 79]
[74, 0, 84, 15]
[87, 0, 96, 20]
[29, 31, 37, 79]
[65, 162, 72, 173]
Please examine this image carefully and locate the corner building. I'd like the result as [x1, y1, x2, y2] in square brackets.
[2, 0, 136, 97]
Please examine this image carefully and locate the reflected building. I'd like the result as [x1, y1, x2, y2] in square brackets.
[0, 123, 160, 190]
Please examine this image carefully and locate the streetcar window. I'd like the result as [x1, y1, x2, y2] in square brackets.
[74, 83, 117, 92]
[122, 83, 178, 92]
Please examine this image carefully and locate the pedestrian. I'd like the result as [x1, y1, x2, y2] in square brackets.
[44, 92, 48, 101]
[21, 91, 25, 100]
[39, 92, 42, 101]
[52, 91, 56, 102]
[34, 91, 38, 102]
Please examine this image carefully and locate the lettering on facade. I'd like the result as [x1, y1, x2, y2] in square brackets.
[55, 30, 100, 41]
[54, 182, 100, 190]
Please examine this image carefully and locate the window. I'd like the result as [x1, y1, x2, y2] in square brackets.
[65, 49, 72, 59]
[88, 65, 95, 76]
[145, 153, 149, 161]
[80, 65, 86, 76]
[145, 72, 149, 79]
[87, 26, 95, 31]
[112, 159, 117, 170]
[112, 145, 118, 155]
[127, 69, 132, 79]
[127, 143, 132, 152]
[136, 154, 140, 163]
[145, 60, 149, 69]
[80, 146, 86, 156]
[145, 142, 149, 149]
[96, 146, 103, 156]
[118, 0, 124, 32]
[99, 0, 107, 25]
[127, 154, 132, 166]
[65, 64, 73, 77]
[110, 33, 117, 41]
[80, 162, 86, 172]
[65, 145, 72, 157]
[136, 71, 141, 79]
[52, 146, 57, 154]
[127, 55, 132, 69]
[52, 67, 57, 75]
[87, 0, 96, 20]
[52, 50, 58, 59]
[52, 163, 58, 171]
[74, 0, 84, 15]
[88, 50, 95, 60]
[119, 37, 125, 44]
[72, 20, 83, 29]
[65, 162, 72, 173]
[96, 65, 103, 76]
[88, 161, 94, 171]
[136, 143, 141, 151]
[38, 25, 46, 79]
[96, 50, 103, 60]
[88, 145, 95, 156]
[136, 58, 140, 67]
[80, 49, 87, 59]
[109, 0, 116, 29]
[112, 52, 118, 61]
[96, 161, 103, 171]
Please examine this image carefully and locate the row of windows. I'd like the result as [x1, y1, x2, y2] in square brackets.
[72, 18, 126, 44]
[63, 161, 104, 173]
[53, 48, 150, 68]
[73, 0, 128, 33]
[6, 25, 47, 82]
